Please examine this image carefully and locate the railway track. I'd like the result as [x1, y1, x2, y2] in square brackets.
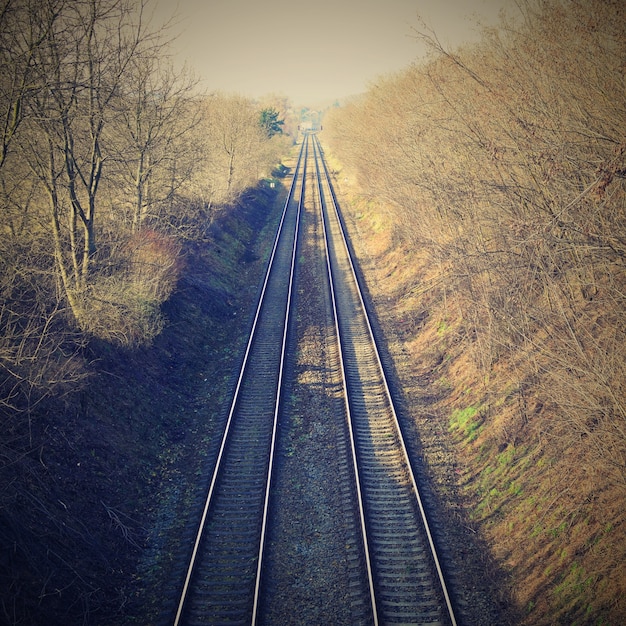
[173, 134, 458, 625]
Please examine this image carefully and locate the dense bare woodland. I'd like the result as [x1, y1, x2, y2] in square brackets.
[323, 0, 625, 622]
[0, 0, 288, 406]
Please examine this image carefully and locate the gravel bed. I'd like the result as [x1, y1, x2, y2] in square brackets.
[259, 198, 370, 625]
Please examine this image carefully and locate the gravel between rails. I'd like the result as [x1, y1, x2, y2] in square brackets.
[259, 176, 369, 625]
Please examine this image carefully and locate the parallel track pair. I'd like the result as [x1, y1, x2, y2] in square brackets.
[173, 134, 457, 625]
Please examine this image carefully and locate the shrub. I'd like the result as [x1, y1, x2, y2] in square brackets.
[78, 230, 183, 346]
[125, 229, 183, 303]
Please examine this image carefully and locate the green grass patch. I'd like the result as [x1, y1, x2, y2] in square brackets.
[497, 445, 516, 466]
[508, 480, 523, 496]
[449, 404, 482, 441]
[474, 487, 502, 517]
[553, 561, 595, 600]
[437, 319, 450, 335]
[549, 520, 569, 539]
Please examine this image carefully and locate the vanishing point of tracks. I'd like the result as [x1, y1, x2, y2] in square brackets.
[173, 134, 459, 625]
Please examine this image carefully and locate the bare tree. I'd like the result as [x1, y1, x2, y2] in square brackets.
[110, 54, 201, 231]
[21, 0, 154, 321]
[198, 94, 268, 205]
[0, 0, 90, 417]
[0, 0, 48, 169]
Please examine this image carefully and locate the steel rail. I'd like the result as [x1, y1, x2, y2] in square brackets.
[312, 133, 459, 626]
[250, 136, 307, 625]
[173, 136, 308, 626]
[310, 134, 380, 626]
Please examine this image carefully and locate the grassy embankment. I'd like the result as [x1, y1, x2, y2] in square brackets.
[0, 180, 286, 625]
[318, 3, 625, 622]
[327, 166, 626, 625]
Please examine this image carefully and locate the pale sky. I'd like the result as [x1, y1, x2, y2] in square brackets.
[153, 0, 516, 107]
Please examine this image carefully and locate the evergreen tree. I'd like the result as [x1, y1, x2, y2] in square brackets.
[259, 107, 284, 137]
